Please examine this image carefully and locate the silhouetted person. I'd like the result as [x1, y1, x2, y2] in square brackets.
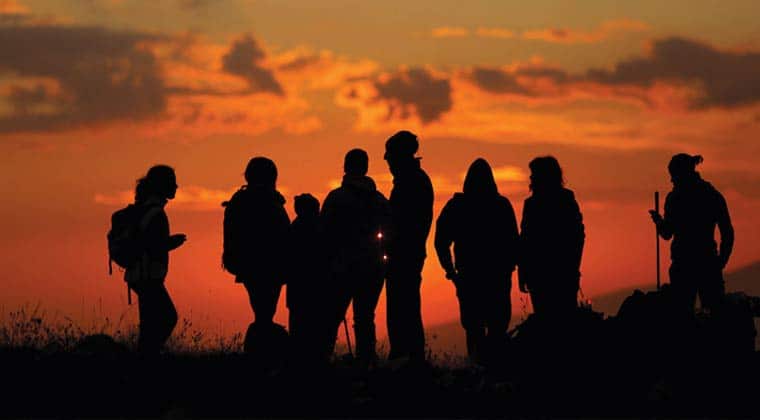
[223, 157, 290, 326]
[127, 165, 186, 355]
[288, 193, 331, 362]
[435, 158, 519, 364]
[384, 131, 434, 362]
[518, 156, 585, 318]
[321, 149, 390, 364]
[649, 154, 734, 315]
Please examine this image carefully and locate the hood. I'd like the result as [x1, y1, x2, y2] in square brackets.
[463, 158, 498, 197]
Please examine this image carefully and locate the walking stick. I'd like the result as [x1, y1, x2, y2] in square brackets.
[655, 191, 661, 291]
[343, 317, 353, 357]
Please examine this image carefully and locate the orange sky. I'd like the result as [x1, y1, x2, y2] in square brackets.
[2, 0, 760, 338]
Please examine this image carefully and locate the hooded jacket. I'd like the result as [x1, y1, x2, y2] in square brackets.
[223, 185, 291, 283]
[435, 194, 519, 276]
[321, 175, 390, 274]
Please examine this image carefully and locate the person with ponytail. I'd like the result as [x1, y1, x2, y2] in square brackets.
[130, 165, 186, 355]
[649, 154, 734, 314]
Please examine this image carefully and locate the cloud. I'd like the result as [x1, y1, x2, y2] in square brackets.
[95, 185, 239, 211]
[273, 48, 378, 90]
[374, 68, 452, 123]
[221, 34, 283, 95]
[0, 0, 28, 15]
[463, 37, 760, 110]
[0, 24, 167, 132]
[337, 67, 452, 126]
[431, 19, 646, 43]
[430, 27, 468, 38]
[470, 67, 534, 95]
[475, 27, 515, 39]
[586, 37, 760, 108]
[522, 19, 649, 44]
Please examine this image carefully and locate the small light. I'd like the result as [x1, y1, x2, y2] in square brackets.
[383, 255, 388, 261]
[377, 232, 383, 239]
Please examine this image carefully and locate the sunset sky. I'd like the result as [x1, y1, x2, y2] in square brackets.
[2, 0, 760, 338]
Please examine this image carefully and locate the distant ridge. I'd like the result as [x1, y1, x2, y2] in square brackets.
[426, 261, 760, 354]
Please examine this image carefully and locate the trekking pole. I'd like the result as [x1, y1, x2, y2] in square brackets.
[655, 191, 661, 291]
[343, 317, 353, 357]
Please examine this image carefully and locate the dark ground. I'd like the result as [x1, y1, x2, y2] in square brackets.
[2, 324, 759, 419]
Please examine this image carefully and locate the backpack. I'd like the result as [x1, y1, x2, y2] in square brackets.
[107, 204, 160, 303]
[222, 188, 245, 276]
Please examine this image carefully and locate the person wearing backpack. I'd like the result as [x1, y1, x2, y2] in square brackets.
[223, 157, 290, 328]
[125, 165, 186, 355]
[434, 158, 519, 365]
[321, 149, 390, 365]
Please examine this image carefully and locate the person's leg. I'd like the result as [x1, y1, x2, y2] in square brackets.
[135, 284, 158, 354]
[529, 289, 547, 317]
[326, 277, 353, 355]
[244, 281, 283, 324]
[669, 263, 698, 318]
[155, 284, 178, 350]
[352, 269, 384, 361]
[697, 259, 726, 313]
[387, 260, 425, 361]
[484, 275, 511, 362]
[135, 283, 177, 355]
[455, 276, 485, 361]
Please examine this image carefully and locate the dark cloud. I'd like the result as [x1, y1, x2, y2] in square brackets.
[470, 67, 534, 95]
[468, 38, 760, 109]
[515, 66, 570, 83]
[0, 24, 167, 133]
[586, 37, 760, 108]
[374, 68, 451, 123]
[278, 54, 322, 72]
[222, 34, 283, 95]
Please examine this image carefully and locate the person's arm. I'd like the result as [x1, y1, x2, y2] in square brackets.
[570, 195, 585, 275]
[503, 198, 519, 272]
[716, 192, 734, 269]
[517, 199, 531, 293]
[434, 200, 457, 280]
[650, 193, 674, 240]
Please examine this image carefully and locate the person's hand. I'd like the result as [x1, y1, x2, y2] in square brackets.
[519, 280, 529, 293]
[648, 210, 663, 225]
[170, 233, 187, 249]
[717, 255, 729, 270]
[445, 270, 459, 283]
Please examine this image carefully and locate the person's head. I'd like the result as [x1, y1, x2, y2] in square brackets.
[245, 157, 278, 188]
[344, 148, 369, 176]
[463, 158, 498, 196]
[294, 193, 320, 218]
[668, 153, 703, 186]
[135, 165, 177, 203]
[384, 130, 419, 175]
[528, 156, 564, 193]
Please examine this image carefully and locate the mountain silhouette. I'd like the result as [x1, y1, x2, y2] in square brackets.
[427, 261, 760, 355]
[590, 260, 760, 317]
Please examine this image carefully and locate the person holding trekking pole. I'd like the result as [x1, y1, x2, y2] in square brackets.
[649, 154, 734, 316]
